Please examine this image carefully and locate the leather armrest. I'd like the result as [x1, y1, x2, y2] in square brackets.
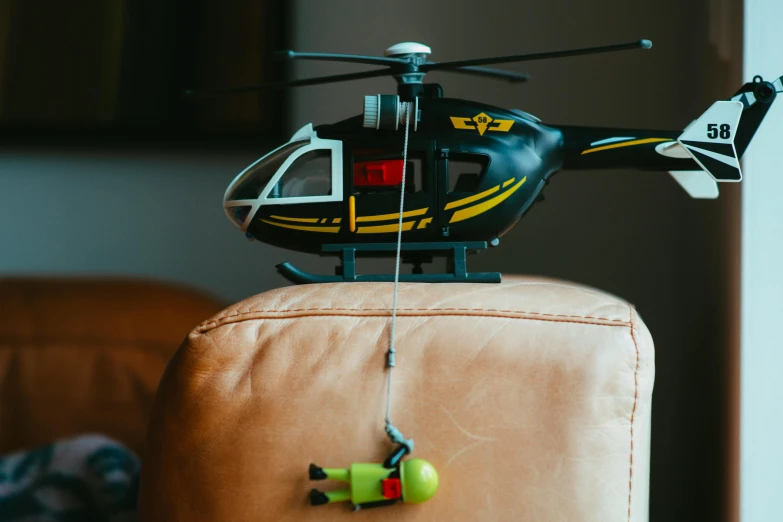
[139, 277, 654, 521]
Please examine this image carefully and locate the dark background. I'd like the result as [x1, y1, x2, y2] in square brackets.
[0, 0, 288, 144]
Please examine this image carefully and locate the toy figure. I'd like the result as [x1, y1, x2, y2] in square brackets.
[308, 444, 439, 510]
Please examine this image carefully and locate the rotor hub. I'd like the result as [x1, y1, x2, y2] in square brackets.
[384, 43, 432, 87]
[384, 42, 432, 58]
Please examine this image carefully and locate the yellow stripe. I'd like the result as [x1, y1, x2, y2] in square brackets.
[417, 217, 433, 229]
[444, 185, 500, 210]
[270, 215, 319, 223]
[332, 218, 342, 224]
[502, 177, 516, 188]
[349, 196, 356, 232]
[357, 221, 416, 234]
[581, 137, 671, 155]
[261, 219, 339, 233]
[450, 177, 527, 224]
[356, 207, 428, 222]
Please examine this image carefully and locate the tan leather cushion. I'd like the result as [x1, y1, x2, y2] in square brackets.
[138, 277, 654, 521]
[0, 277, 224, 455]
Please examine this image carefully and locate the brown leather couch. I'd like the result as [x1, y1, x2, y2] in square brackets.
[138, 276, 655, 521]
[0, 277, 224, 457]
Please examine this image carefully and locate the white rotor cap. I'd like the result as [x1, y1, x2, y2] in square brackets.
[384, 42, 431, 57]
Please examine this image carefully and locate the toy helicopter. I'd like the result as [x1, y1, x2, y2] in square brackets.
[188, 39, 781, 284]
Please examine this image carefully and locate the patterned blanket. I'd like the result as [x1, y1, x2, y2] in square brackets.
[0, 435, 139, 522]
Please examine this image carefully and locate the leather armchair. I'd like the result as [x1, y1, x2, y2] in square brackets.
[138, 276, 654, 521]
[0, 277, 224, 456]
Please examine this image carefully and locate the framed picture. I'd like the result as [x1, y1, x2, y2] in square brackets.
[0, 0, 289, 144]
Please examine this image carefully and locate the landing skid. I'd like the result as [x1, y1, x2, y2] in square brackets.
[277, 242, 501, 284]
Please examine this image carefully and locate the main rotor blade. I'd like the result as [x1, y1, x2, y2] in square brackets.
[421, 39, 652, 72]
[440, 66, 530, 83]
[184, 68, 394, 99]
[275, 50, 407, 67]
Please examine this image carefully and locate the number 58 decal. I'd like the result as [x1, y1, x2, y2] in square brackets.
[707, 123, 731, 139]
[679, 101, 742, 145]
[677, 100, 744, 182]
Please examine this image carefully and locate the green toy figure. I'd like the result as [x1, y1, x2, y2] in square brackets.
[308, 444, 439, 510]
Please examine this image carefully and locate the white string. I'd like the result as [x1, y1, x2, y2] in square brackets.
[384, 101, 413, 452]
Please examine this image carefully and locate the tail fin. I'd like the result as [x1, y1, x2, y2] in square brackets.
[678, 101, 744, 181]
[669, 75, 780, 196]
[669, 170, 720, 199]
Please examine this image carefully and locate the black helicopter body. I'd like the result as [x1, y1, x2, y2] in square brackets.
[248, 96, 564, 251]
[196, 40, 781, 284]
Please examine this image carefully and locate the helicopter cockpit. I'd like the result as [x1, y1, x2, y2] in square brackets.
[223, 124, 344, 231]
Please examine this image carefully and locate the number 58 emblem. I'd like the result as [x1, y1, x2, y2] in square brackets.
[677, 100, 744, 182]
[450, 112, 514, 136]
[707, 123, 731, 140]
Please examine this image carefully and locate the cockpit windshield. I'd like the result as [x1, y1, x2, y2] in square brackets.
[269, 149, 332, 199]
[225, 139, 310, 201]
[223, 123, 344, 231]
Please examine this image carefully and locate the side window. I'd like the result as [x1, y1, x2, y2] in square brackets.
[268, 149, 332, 199]
[353, 150, 427, 194]
[448, 153, 489, 193]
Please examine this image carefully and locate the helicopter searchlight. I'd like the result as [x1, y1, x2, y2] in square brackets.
[363, 94, 420, 131]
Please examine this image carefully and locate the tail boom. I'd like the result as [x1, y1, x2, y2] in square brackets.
[553, 74, 781, 198]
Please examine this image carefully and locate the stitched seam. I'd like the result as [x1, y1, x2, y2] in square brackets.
[627, 306, 640, 522]
[196, 312, 629, 335]
[197, 307, 629, 332]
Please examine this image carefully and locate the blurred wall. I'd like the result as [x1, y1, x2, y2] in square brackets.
[739, 0, 783, 519]
[0, 144, 305, 304]
[287, 1, 742, 521]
